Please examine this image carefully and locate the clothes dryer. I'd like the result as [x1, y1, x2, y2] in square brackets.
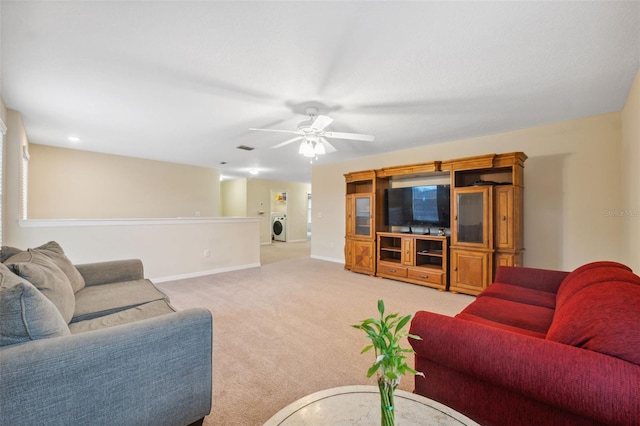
[272, 216, 286, 242]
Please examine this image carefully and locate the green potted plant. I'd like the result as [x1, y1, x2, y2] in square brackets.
[352, 299, 424, 426]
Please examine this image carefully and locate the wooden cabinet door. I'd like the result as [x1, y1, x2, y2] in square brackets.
[452, 186, 493, 249]
[495, 252, 514, 268]
[344, 239, 353, 270]
[346, 188, 375, 274]
[401, 237, 414, 266]
[353, 194, 373, 239]
[495, 252, 524, 268]
[495, 185, 514, 250]
[346, 194, 373, 239]
[345, 195, 354, 237]
[352, 240, 375, 275]
[450, 248, 492, 295]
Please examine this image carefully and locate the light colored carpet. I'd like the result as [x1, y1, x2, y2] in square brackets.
[260, 240, 311, 265]
[156, 244, 475, 425]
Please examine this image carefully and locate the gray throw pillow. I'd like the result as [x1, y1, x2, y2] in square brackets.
[0, 246, 22, 263]
[30, 241, 86, 293]
[5, 251, 76, 323]
[0, 271, 71, 346]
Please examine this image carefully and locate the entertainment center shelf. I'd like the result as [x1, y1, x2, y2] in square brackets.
[345, 152, 527, 296]
[377, 233, 448, 291]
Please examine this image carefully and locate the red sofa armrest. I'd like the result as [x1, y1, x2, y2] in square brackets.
[409, 311, 639, 426]
[494, 265, 568, 293]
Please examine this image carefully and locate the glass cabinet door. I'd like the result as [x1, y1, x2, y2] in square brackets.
[453, 187, 491, 247]
[354, 195, 372, 237]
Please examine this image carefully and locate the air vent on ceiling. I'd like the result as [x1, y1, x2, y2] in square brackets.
[237, 145, 255, 151]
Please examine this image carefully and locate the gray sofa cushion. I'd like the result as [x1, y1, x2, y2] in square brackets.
[76, 259, 144, 286]
[0, 246, 22, 263]
[73, 279, 169, 322]
[29, 241, 86, 293]
[4, 251, 76, 323]
[0, 268, 71, 346]
[69, 300, 176, 334]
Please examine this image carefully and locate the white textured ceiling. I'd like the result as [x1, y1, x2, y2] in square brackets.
[1, 1, 639, 183]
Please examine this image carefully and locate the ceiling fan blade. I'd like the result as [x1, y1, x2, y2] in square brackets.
[320, 137, 337, 153]
[249, 128, 303, 136]
[323, 131, 375, 142]
[270, 136, 303, 149]
[310, 115, 333, 131]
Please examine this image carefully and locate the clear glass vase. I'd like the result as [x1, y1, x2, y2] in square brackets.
[378, 376, 399, 426]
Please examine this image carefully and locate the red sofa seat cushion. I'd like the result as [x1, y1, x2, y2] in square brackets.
[547, 281, 640, 365]
[478, 282, 556, 309]
[457, 296, 555, 336]
[556, 261, 635, 309]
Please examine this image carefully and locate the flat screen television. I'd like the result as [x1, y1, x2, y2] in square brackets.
[384, 184, 451, 229]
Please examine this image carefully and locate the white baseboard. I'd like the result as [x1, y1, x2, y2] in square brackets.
[152, 263, 261, 283]
[261, 239, 309, 245]
[311, 254, 344, 264]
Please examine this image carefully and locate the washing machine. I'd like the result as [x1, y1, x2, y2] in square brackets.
[272, 216, 287, 242]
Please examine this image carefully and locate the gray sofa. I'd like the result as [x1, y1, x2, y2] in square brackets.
[0, 242, 212, 426]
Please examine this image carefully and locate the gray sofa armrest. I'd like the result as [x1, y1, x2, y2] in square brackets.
[75, 259, 145, 286]
[0, 309, 213, 426]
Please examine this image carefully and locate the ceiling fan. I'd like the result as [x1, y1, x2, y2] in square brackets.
[249, 107, 375, 157]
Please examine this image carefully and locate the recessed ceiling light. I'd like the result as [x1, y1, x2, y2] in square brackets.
[68, 136, 80, 143]
[249, 168, 259, 175]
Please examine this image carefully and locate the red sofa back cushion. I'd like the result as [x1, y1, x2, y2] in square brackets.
[556, 261, 635, 309]
[547, 280, 640, 365]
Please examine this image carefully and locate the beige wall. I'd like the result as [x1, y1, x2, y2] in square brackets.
[220, 178, 247, 216]
[28, 144, 220, 219]
[0, 98, 7, 123]
[221, 178, 311, 244]
[621, 69, 640, 272]
[312, 111, 627, 272]
[4, 109, 29, 237]
[2, 107, 259, 280]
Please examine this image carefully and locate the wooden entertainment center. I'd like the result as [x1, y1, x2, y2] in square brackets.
[377, 233, 448, 291]
[344, 152, 527, 296]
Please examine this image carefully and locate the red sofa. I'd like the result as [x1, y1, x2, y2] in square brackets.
[409, 261, 640, 426]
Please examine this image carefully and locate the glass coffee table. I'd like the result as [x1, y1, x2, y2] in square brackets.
[264, 385, 479, 425]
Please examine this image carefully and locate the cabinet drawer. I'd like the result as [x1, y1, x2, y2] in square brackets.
[378, 264, 408, 278]
[408, 268, 443, 285]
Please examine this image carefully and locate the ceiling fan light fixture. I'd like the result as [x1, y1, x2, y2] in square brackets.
[314, 141, 326, 155]
[299, 141, 315, 157]
[250, 108, 375, 158]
